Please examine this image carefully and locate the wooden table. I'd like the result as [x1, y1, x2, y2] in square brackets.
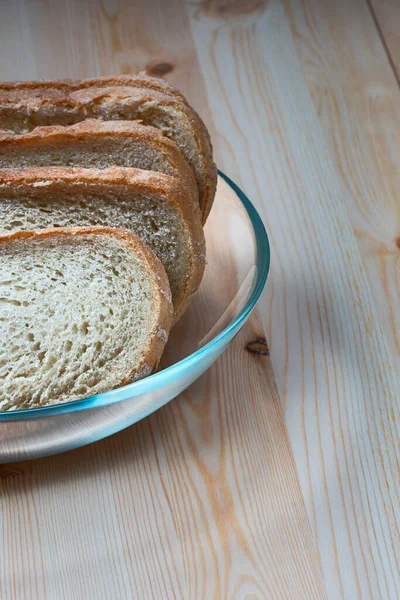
[1, 1, 400, 598]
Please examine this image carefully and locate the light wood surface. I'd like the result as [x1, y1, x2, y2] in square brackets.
[1, 0, 400, 598]
[0, 318, 324, 600]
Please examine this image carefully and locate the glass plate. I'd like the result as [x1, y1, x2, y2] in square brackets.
[0, 172, 270, 462]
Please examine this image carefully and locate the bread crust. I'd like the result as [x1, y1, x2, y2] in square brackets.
[0, 78, 217, 222]
[0, 225, 173, 390]
[0, 73, 188, 102]
[0, 119, 199, 209]
[0, 166, 206, 320]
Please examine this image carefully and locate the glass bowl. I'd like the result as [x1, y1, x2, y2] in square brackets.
[0, 172, 270, 463]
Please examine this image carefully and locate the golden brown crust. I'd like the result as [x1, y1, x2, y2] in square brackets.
[0, 87, 74, 106]
[0, 119, 199, 209]
[79, 74, 189, 102]
[0, 225, 173, 385]
[0, 166, 205, 321]
[0, 78, 217, 222]
[0, 74, 188, 102]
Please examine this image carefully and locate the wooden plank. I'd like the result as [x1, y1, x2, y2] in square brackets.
[286, 0, 400, 363]
[186, 0, 400, 597]
[0, 1, 326, 598]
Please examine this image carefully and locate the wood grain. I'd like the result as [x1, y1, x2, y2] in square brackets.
[286, 0, 400, 363]
[186, 0, 400, 597]
[0, 315, 325, 600]
[0, 1, 327, 598]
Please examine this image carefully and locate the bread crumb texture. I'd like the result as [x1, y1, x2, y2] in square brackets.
[0, 233, 165, 410]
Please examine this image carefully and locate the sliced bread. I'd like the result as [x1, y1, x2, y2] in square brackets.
[0, 167, 206, 321]
[0, 226, 173, 411]
[0, 119, 199, 208]
[0, 82, 217, 222]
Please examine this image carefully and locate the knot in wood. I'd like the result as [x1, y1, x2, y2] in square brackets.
[246, 337, 270, 355]
[0, 465, 24, 481]
[199, 0, 267, 16]
[145, 62, 174, 76]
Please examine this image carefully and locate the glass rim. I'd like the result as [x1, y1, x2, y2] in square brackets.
[0, 170, 270, 421]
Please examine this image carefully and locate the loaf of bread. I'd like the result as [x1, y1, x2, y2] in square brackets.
[0, 78, 217, 222]
[0, 226, 173, 410]
[0, 119, 199, 209]
[0, 166, 205, 321]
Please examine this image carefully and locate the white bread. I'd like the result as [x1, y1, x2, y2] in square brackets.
[0, 167, 206, 321]
[0, 119, 199, 209]
[0, 79, 217, 222]
[0, 226, 173, 411]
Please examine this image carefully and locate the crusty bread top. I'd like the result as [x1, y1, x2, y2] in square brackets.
[0, 118, 170, 141]
[0, 226, 173, 409]
[0, 166, 206, 320]
[0, 73, 188, 103]
[0, 119, 199, 208]
[80, 73, 189, 102]
[0, 79, 217, 222]
[0, 88, 72, 108]
[0, 117, 168, 140]
[0, 163, 201, 221]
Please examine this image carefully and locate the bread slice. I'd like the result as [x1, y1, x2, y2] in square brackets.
[0, 82, 217, 222]
[0, 119, 199, 208]
[0, 167, 205, 321]
[0, 226, 173, 411]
